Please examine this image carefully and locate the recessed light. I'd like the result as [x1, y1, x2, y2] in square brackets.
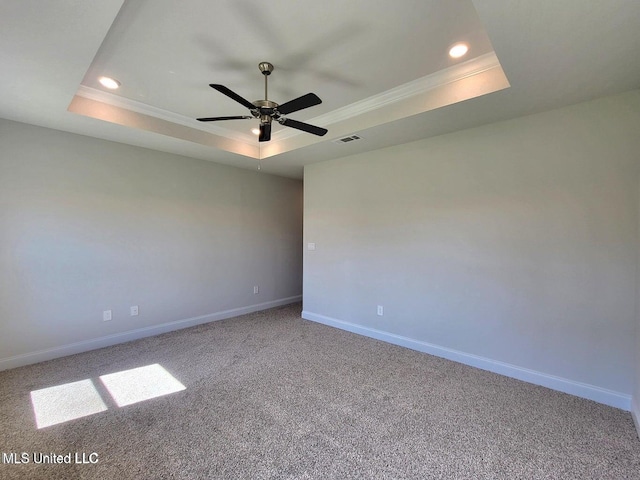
[251, 128, 260, 135]
[448, 43, 469, 59]
[98, 76, 121, 89]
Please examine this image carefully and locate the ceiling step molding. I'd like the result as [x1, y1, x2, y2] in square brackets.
[273, 52, 502, 141]
[75, 85, 256, 144]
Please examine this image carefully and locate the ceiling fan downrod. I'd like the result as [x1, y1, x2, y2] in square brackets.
[258, 61, 273, 101]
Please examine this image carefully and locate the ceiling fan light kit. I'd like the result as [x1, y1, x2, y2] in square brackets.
[197, 62, 328, 142]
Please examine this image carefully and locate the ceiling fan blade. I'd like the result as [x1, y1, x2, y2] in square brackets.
[209, 84, 256, 110]
[280, 118, 327, 136]
[259, 123, 272, 142]
[197, 116, 253, 122]
[276, 93, 322, 115]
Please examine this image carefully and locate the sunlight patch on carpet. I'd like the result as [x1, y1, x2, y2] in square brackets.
[30, 379, 108, 429]
[99, 363, 186, 407]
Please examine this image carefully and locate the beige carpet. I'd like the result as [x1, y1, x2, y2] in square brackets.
[1, 303, 639, 479]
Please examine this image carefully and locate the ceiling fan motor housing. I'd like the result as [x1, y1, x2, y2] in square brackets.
[252, 99, 278, 125]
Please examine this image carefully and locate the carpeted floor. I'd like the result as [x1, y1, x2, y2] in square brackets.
[1, 303, 639, 479]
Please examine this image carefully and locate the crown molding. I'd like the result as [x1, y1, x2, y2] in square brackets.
[272, 52, 502, 141]
[75, 85, 256, 144]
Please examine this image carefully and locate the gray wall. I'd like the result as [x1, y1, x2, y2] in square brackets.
[0, 119, 303, 367]
[635, 176, 640, 430]
[303, 90, 640, 409]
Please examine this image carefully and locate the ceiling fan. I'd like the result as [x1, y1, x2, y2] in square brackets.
[197, 62, 328, 142]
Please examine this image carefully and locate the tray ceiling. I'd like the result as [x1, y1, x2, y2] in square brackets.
[2, 1, 640, 178]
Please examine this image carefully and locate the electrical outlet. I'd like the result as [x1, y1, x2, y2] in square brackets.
[307, 242, 316, 250]
[130, 305, 139, 316]
[253, 286, 259, 294]
[103, 310, 112, 322]
[377, 305, 384, 316]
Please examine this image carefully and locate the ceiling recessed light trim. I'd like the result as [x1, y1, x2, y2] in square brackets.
[449, 43, 469, 59]
[98, 76, 121, 90]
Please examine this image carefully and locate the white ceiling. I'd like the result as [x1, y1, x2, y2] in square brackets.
[1, 1, 640, 178]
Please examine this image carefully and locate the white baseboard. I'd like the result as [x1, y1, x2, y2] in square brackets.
[0, 296, 301, 371]
[302, 310, 632, 411]
[632, 396, 640, 441]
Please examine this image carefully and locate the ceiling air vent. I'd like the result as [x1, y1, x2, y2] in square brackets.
[333, 134, 363, 144]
